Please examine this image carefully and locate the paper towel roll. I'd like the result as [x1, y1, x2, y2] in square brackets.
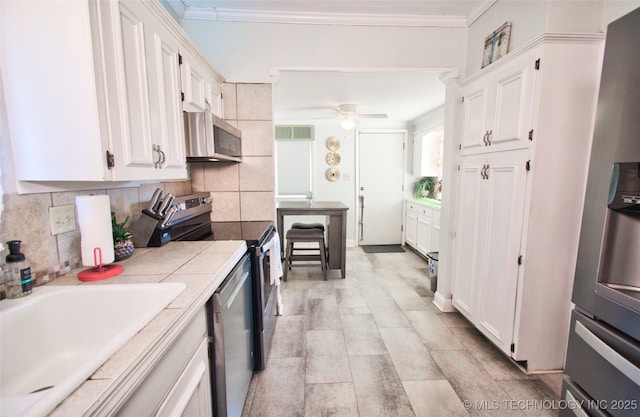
[76, 195, 114, 266]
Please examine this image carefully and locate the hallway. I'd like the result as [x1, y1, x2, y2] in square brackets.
[242, 247, 564, 417]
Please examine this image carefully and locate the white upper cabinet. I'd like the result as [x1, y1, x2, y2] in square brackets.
[2, 0, 222, 186]
[180, 48, 222, 116]
[180, 49, 208, 113]
[460, 48, 538, 156]
[2, 1, 107, 182]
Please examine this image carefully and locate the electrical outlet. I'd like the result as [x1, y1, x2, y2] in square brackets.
[49, 205, 76, 235]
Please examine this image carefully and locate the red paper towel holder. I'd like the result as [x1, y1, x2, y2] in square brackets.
[78, 247, 123, 282]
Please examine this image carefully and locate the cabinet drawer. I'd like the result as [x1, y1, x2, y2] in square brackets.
[565, 311, 640, 417]
[418, 206, 431, 217]
[431, 208, 441, 221]
[406, 202, 418, 213]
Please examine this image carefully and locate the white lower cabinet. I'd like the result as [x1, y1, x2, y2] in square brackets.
[115, 308, 212, 417]
[404, 200, 440, 256]
[452, 152, 528, 354]
[155, 339, 212, 417]
[404, 202, 418, 247]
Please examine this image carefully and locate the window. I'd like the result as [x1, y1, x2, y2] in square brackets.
[275, 125, 314, 198]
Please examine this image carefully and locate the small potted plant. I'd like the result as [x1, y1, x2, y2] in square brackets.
[112, 212, 134, 261]
[412, 177, 438, 199]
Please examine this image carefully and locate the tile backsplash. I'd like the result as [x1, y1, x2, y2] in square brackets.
[0, 181, 192, 291]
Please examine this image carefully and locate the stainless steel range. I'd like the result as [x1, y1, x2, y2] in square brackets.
[561, 7, 640, 417]
[168, 192, 278, 371]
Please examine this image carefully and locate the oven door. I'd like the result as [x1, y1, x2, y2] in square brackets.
[253, 226, 278, 371]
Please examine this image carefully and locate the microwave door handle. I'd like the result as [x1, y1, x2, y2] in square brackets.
[574, 320, 640, 386]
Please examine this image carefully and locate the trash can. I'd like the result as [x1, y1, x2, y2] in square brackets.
[426, 252, 438, 293]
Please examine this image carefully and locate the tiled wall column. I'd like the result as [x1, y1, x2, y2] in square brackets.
[190, 83, 276, 239]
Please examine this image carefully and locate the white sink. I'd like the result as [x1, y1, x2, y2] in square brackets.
[0, 282, 186, 417]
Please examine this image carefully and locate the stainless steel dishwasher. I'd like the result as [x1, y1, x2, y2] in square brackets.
[207, 252, 254, 417]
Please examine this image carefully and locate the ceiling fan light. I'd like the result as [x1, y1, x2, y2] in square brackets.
[340, 118, 355, 130]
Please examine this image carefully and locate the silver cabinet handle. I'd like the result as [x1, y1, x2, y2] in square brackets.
[152, 144, 162, 168]
[480, 164, 490, 180]
[487, 129, 493, 145]
[152, 145, 166, 169]
[575, 320, 640, 386]
[482, 131, 489, 146]
[359, 194, 365, 241]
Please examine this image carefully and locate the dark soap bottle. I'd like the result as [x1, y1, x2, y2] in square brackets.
[5, 240, 33, 298]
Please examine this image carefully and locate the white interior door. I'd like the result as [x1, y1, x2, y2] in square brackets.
[357, 131, 405, 245]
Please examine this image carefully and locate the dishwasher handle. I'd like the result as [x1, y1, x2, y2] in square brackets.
[214, 252, 251, 309]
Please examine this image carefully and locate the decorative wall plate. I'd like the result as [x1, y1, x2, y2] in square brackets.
[326, 168, 340, 182]
[326, 151, 341, 166]
[326, 136, 341, 151]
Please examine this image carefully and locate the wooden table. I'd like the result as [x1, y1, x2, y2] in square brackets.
[276, 201, 349, 278]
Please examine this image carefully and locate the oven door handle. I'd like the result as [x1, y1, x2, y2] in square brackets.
[575, 320, 640, 386]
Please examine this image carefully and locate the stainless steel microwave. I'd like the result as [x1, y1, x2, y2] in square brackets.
[184, 112, 242, 162]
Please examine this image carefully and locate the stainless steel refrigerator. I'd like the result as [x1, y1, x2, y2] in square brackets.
[561, 7, 640, 417]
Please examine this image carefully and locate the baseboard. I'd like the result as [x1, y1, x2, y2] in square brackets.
[433, 291, 457, 312]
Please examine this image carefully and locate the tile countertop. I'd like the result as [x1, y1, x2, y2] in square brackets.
[47, 240, 248, 417]
[410, 197, 441, 208]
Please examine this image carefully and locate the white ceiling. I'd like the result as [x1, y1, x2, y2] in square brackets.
[273, 70, 447, 123]
[177, 1, 488, 124]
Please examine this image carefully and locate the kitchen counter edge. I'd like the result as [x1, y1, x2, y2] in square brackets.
[47, 240, 248, 417]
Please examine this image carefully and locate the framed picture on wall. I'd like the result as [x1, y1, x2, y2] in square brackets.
[482, 21, 512, 68]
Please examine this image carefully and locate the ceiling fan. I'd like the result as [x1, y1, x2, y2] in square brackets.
[315, 104, 388, 129]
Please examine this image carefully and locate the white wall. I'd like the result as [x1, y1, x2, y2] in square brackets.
[183, 20, 467, 82]
[465, 0, 640, 76]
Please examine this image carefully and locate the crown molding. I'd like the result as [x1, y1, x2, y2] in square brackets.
[183, 7, 469, 27]
[466, 0, 497, 25]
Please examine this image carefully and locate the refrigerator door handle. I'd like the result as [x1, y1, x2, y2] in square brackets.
[563, 389, 589, 417]
[575, 320, 640, 385]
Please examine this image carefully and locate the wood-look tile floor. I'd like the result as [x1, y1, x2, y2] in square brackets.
[241, 247, 565, 417]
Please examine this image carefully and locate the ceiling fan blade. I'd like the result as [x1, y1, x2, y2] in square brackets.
[312, 115, 337, 119]
[357, 113, 388, 118]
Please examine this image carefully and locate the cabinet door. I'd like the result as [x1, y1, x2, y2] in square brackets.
[431, 219, 440, 252]
[145, 18, 187, 177]
[475, 152, 528, 354]
[460, 50, 538, 157]
[206, 79, 223, 117]
[416, 206, 432, 255]
[156, 338, 213, 417]
[460, 82, 490, 155]
[451, 158, 486, 317]
[488, 51, 537, 152]
[180, 50, 208, 112]
[112, 2, 156, 176]
[405, 203, 418, 247]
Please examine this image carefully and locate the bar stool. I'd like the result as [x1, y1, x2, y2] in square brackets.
[283, 227, 327, 281]
[291, 222, 325, 232]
